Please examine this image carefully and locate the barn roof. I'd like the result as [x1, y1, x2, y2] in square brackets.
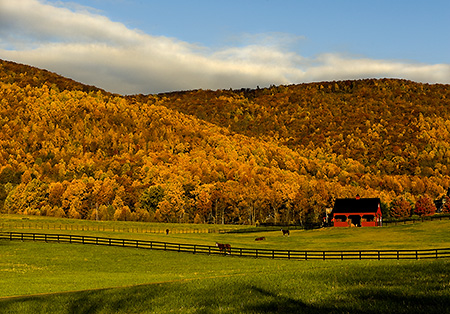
[332, 198, 381, 214]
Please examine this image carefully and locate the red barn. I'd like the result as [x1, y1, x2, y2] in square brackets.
[331, 196, 382, 227]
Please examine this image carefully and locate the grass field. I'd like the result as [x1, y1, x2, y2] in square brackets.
[1, 214, 450, 313]
[2, 214, 450, 250]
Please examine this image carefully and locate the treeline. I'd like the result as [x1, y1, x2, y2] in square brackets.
[1, 59, 450, 225]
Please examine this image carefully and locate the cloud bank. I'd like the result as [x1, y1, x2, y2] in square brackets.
[1, 0, 449, 95]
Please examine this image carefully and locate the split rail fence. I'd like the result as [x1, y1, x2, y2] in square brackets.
[2, 232, 450, 260]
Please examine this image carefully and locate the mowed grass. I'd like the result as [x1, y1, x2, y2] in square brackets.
[0, 214, 241, 235]
[1, 241, 450, 314]
[3, 214, 450, 250]
[1, 215, 450, 313]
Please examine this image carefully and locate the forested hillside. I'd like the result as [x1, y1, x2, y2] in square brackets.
[152, 79, 450, 177]
[1, 59, 450, 225]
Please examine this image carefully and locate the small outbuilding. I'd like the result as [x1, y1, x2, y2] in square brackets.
[434, 187, 450, 213]
[331, 195, 382, 227]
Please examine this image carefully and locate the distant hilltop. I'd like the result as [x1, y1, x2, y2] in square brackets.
[1, 58, 450, 225]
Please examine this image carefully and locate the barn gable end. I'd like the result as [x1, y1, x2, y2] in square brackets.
[332, 196, 382, 227]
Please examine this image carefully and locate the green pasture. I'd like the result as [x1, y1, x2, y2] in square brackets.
[1, 241, 449, 313]
[0, 214, 238, 234]
[1, 214, 450, 313]
[1, 214, 450, 250]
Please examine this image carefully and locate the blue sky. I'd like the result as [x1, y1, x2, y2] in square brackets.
[1, 0, 449, 94]
[79, 0, 448, 63]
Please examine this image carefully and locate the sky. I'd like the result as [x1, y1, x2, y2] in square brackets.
[0, 0, 449, 95]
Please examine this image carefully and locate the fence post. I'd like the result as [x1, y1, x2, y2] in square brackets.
[323, 251, 326, 260]
[416, 250, 418, 260]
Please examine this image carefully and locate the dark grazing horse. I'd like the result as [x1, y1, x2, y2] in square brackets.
[215, 242, 231, 254]
[255, 237, 266, 241]
[281, 229, 290, 236]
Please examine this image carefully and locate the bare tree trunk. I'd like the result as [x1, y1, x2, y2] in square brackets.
[214, 200, 218, 224]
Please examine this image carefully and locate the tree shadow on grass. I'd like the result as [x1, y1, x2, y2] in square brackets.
[0, 284, 167, 314]
[65, 284, 168, 314]
[346, 287, 449, 314]
[298, 260, 450, 314]
[1, 261, 449, 313]
[3, 282, 448, 314]
[243, 284, 450, 314]
[241, 285, 325, 314]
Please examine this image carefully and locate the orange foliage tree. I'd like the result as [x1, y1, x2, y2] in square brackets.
[389, 197, 412, 219]
[414, 195, 437, 216]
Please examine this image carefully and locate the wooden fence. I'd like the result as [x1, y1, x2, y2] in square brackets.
[383, 214, 450, 226]
[3, 214, 449, 234]
[0, 222, 223, 234]
[2, 232, 450, 260]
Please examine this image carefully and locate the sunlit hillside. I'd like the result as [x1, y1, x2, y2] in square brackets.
[1, 59, 450, 225]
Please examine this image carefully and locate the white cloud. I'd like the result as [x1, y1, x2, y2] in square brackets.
[306, 54, 450, 83]
[0, 0, 449, 95]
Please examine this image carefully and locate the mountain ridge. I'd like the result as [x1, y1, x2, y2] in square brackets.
[1, 58, 449, 224]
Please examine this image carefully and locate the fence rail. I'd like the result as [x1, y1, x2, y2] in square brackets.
[0, 222, 229, 234]
[2, 232, 450, 260]
[2, 214, 450, 234]
[383, 214, 450, 226]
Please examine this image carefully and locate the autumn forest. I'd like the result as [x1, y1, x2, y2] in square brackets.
[1, 59, 450, 225]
